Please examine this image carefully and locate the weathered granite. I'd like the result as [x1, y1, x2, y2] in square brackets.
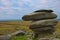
[22, 9, 58, 40]
[29, 19, 58, 29]
[22, 12, 57, 21]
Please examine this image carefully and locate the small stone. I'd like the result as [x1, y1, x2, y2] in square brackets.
[22, 12, 57, 21]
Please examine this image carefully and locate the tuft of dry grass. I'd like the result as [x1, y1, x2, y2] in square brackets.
[0, 20, 60, 35]
[0, 20, 31, 35]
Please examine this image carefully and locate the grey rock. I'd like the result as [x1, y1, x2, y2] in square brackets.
[0, 30, 26, 40]
[34, 9, 53, 12]
[10, 30, 26, 36]
[29, 19, 58, 29]
[31, 26, 55, 35]
[22, 9, 58, 40]
[33, 28, 55, 40]
[15, 32, 25, 36]
[22, 12, 57, 21]
[33, 27, 55, 39]
[31, 27, 55, 32]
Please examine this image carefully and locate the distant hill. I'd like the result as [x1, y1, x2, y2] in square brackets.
[0, 19, 60, 22]
[0, 20, 22, 22]
[0, 19, 59, 22]
[57, 19, 60, 21]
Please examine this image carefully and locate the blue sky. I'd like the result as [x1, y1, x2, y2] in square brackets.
[0, 0, 60, 20]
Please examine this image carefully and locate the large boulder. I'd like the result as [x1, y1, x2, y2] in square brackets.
[29, 19, 58, 29]
[22, 12, 57, 21]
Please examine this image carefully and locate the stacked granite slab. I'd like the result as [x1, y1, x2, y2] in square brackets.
[22, 9, 58, 39]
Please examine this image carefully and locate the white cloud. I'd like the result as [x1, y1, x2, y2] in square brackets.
[40, 0, 47, 4]
[21, 0, 34, 6]
[0, 7, 3, 11]
[22, 0, 32, 2]
[17, 2, 24, 7]
[26, 0, 48, 10]
[6, 9, 14, 15]
[1, 0, 11, 7]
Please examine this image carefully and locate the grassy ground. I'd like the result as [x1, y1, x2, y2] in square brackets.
[0, 20, 32, 35]
[10, 36, 28, 40]
[0, 20, 60, 40]
[10, 34, 33, 40]
[0, 20, 60, 35]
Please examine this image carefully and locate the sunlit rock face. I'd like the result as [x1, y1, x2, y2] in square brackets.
[22, 9, 58, 39]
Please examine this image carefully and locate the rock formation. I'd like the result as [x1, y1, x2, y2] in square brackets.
[22, 12, 57, 21]
[22, 9, 58, 40]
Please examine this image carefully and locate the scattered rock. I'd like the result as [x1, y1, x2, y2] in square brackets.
[0, 30, 26, 40]
[11, 30, 26, 36]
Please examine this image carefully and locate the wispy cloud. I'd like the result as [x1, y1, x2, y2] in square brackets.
[40, 0, 47, 3]
[1, 0, 11, 7]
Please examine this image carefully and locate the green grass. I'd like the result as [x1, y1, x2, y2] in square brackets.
[10, 35, 60, 40]
[10, 34, 33, 40]
[10, 31, 60, 40]
[10, 36, 27, 40]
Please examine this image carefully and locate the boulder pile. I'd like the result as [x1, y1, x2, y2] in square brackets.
[22, 9, 58, 40]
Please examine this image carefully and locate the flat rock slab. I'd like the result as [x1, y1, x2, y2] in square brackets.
[29, 19, 58, 29]
[31, 27, 55, 35]
[31, 27, 55, 32]
[34, 9, 53, 12]
[22, 12, 57, 21]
